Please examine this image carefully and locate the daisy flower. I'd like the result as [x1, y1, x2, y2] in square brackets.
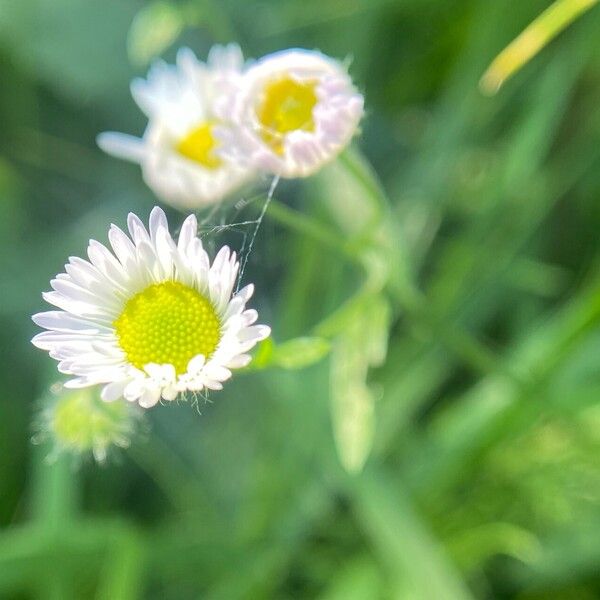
[97, 45, 253, 209]
[217, 49, 364, 178]
[32, 207, 270, 408]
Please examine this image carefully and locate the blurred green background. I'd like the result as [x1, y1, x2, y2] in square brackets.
[1, 0, 600, 598]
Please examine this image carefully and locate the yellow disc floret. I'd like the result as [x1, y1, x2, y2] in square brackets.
[114, 281, 221, 375]
[256, 76, 318, 154]
[176, 121, 222, 169]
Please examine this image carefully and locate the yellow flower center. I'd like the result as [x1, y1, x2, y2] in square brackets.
[114, 281, 221, 375]
[175, 122, 222, 169]
[256, 76, 318, 155]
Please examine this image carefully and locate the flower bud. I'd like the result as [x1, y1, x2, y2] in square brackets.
[35, 385, 140, 463]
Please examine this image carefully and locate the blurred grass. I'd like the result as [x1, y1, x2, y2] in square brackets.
[480, 0, 599, 94]
[1, 0, 600, 598]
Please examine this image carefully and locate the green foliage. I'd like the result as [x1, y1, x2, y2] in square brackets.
[1, 0, 600, 598]
[252, 336, 331, 370]
[127, 1, 187, 67]
[481, 0, 600, 93]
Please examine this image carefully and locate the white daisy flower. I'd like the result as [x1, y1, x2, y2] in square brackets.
[97, 45, 253, 209]
[32, 207, 271, 409]
[216, 48, 364, 178]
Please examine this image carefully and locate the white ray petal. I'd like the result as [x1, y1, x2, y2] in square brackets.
[97, 132, 147, 163]
[101, 380, 129, 402]
[148, 206, 169, 245]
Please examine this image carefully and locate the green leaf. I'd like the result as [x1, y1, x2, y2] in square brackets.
[480, 0, 599, 94]
[349, 469, 475, 600]
[127, 1, 185, 67]
[448, 522, 542, 571]
[250, 337, 331, 370]
[318, 557, 382, 600]
[330, 343, 377, 474]
[330, 294, 391, 473]
[271, 337, 331, 370]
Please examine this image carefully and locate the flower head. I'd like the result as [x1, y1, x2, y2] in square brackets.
[217, 49, 364, 178]
[32, 207, 270, 408]
[97, 45, 253, 209]
[35, 386, 140, 463]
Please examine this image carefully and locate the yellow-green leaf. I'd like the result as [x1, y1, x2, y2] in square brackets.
[127, 1, 184, 67]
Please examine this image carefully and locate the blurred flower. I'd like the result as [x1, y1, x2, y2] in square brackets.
[35, 386, 139, 463]
[97, 45, 253, 209]
[217, 49, 364, 178]
[32, 207, 271, 408]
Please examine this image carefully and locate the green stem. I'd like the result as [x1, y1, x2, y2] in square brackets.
[265, 151, 513, 380]
[337, 149, 387, 214]
[31, 447, 76, 529]
[267, 198, 358, 262]
[337, 150, 512, 380]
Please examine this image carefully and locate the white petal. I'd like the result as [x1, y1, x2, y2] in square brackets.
[226, 354, 252, 368]
[238, 325, 271, 343]
[148, 206, 169, 245]
[176, 47, 201, 77]
[236, 284, 254, 302]
[97, 132, 147, 163]
[87, 240, 129, 289]
[223, 296, 246, 320]
[203, 364, 231, 382]
[124, 378, 145, 402]
[155, 227, 176, 279]
[101, 380, 129, 402]
[177, 213, 198, 253]
[135, 239, 161, 281]
[108, 225, 140, 274]
[207, 43, 244, 72]
[65, 256, 104, 287]
[144, 363, 165, 379]
[32, 311, 108, 334]
[51, 278, 120, 313]
[161, 385, 179, 401]
[203, 380, 223, 391]
[41, 291, 110, 319]
[63, 377, 94, 388]
[187, 354, 206, 375]
[127, 212, 151, 248]
[241, 309, 258, 326]
[32, 331, 98, 350]
[139, 385, 161, 408]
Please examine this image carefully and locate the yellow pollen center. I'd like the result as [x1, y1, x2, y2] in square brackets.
[175, 121, 222, 169]
[256, 76, 318, 154]
[114, 281, 221, 375]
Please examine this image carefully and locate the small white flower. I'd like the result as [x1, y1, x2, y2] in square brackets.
[217, 49, 364, 178]
[32, 207, 271, 409]
[97, 45, 253, 209]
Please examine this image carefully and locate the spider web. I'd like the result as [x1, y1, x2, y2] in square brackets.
[183, 175, 280, 293]
[171, 176, 280, 411]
